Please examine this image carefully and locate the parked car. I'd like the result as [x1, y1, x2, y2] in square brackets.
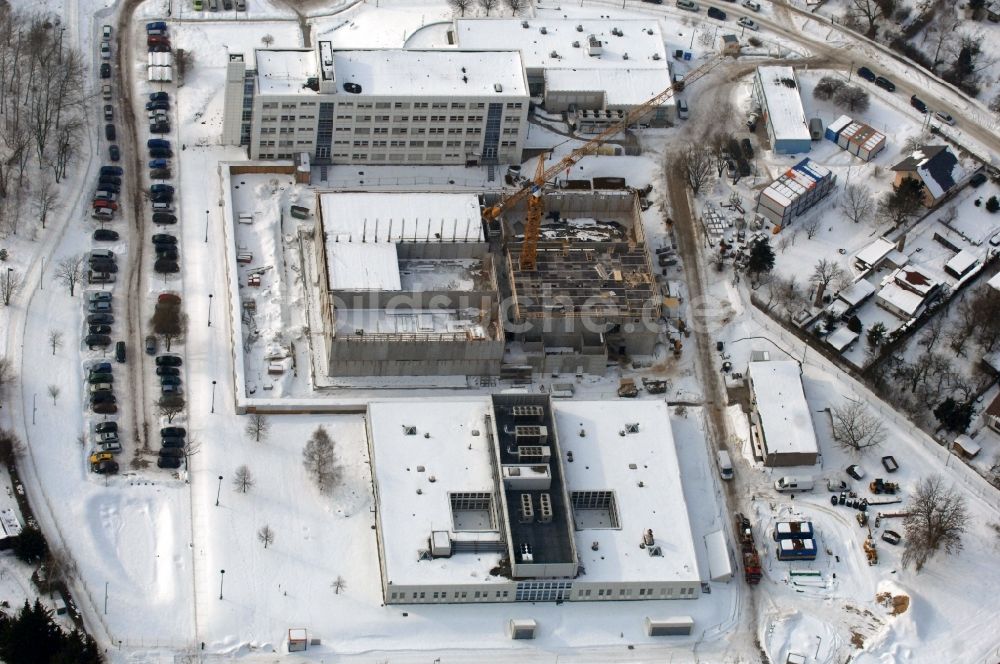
[737, 16, 758, 30]
[742, 0, 760, 9]
[156, 354, 182, 367]
[150, 168, 171, 180]
[93, 200, 118, 210]
[149, 158, 170, 169]
[88, 301, 112, 314]
[92, 208, 114, 222]
[87, 373, 114, 384]
[88, 261, 118, 273]
[881, 530, 902, 545]
[152, 213, 177, 225]
[146, 100, 170, 111]
[874, 76, 896, 92]
[147, 138, 171, 150]
[87, 313, 114, 325]
[970, 172, 988, 187]
[707, 6, 726, 19]
[90, 392, 116, 404]
[161, 383, 183, 396]
[826, 478, 849, 492]
[101, 84, 112, 100]
[160, 426, 186, 438]
[88, 271, 115, 284]
[150, 192, 173, 204]
[154, 259, 179, 273]
[90, 361, 112, 374]
[159, 447, 185, 459]
[94, 459, 119, 474]
[156, 366, 180, 377]
[115, 340, 126, 363]
[99, 440, 122, 454]
[95, 421, 118, 434]
[148, 147, 173, 159]
[149, 122, 171, 134]
[161, 436, 186, 448]
[100, 166, 123, 176]
[100, 41, 111, 59]
[235, 0, 246, 8]
[909, 95, 928, 113]
[99, 174, 121, 186]
[157, 455, 182, 469]
[88, 325, 112, 336]
[157, 292, 181, 305]
[96, 431, 119, 445]
[85, 334, 112, 347]
[109, 145, 120, 161]
[152, 233, 177, 245]
[145, 335, 158, 355]
[150, 184, 174, 194]
[223, 0, 233, 9]
[149, 91, 170, 102]
[156, 247, 178, 261]
[93, 229, 120, 242]
[100, 63, 111, 79]
[146, 21, 168, 33]
[92, 402, 117, 415]
[676, 0, 699, 10]
[102, 25, 112, 39]
[160, 375, 182, 386]
[89, 451, 114, 466]
[934, 110, 956, 126]
[103, 105, 114, 121]
[94, 190, 118, 201]
[88, 291, 113, 302]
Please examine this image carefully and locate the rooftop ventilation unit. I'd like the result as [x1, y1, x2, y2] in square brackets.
[586, 35, 603, 57]
[403, 425, 417, 435]
[494, 83, 503, 93]
[517, 445, 551, 463]
[625, 423, 640, 433]
[519, 494, 534, 524]
[538, 493, 553, 524]
[519, 542, 533, 562]
[576, 24, 584, 32]
[540, 26, 547, 34]
[511, 405, 544, 421]
[653, 53, 661, 60]
[611, 27, 622, 36]
[514, 425, 548, 443]
[549, 50, 560, 59]
[572, 41, 580, 48]
[623, 52, 629, 60]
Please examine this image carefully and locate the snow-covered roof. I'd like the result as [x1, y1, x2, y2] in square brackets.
[836, 279, 876, 307]
[755, 66, 810, 144]
[892, 145, 966, 200]
[454, 19, 668, 72]
[952, 434, 980, 457]
[827, 114, 852, 136]
[334, 309, 488, 337]
[544, 68, 674, 108]
[893, 265, 937, 295]
[945, 249, 978, 276]
[319, 192, 484, 243]
[877, 281, 925, 317]
[990, 271, 1000, 292]
[553, 400, 700, 584]
[826, 326, 859, 352]
[332, 50, 527, 97]
[367, 399, 507, 587]
[854, 237, 895, 270]
[255, 49, 318, 95]
[325, 242, 401, 291]
[747, 360, 819, 459]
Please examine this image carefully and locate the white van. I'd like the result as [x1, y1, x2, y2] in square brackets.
[774, 476, 814, 493]
[677, 99, 689, 120]
[717, 450, 733, 480]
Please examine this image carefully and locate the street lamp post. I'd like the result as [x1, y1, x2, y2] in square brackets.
[216, 475, 223, 506]
[211, 380, 217, 413]
[219, 569, 225, 599]
[208, 294, 213, 327]
[204, 210, 210, 243]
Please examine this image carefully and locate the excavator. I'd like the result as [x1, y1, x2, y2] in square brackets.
[482, 55, 724, 271]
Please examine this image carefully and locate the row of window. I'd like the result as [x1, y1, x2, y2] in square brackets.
[262, 100, 522, 111]
[389, 589, 511, 601]
[385, 585, 696, 602]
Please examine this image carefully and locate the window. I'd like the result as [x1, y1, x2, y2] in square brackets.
[353, 140, 369, 147]
[392, 128, 408, 135]
[375, 102, 390, 109]
[639, 589, 646, 596]
[431, 102, 447, 109]
[413, 115, 427, 122]
[373, 140, 387, 147]
[409, 140, 424, 147]
[355, 115, 371, 122]
[432, 592, 439, 599]
[281, 103, 297, 109]
[351, 153, 368, 160]
[447, 141, 461, 147]
[261, 102, 277, 109]
[394, 102, 409, 109]
[468, 115, 483, 122]
[461, 592, 467, 599]
[355, 127, 370, 135]
[414, 102, 428, 109]
[373, 127, 388, 134]
[300, 101, 316, 107]
[506, 102, 523, 109]
[429, 128, 444, 135]
[419, 592, 425, 599]
[448, 128, 462, 135]
[415, 128, 426, 135]
[393, 116, 409, 122]
[451, 102, 466, 109]
[571, 491, 621, 529]
[280, 115, 295, 122]
[449, 116, 463, 122]
[598, 589, 605, 597]
[430, 115, 445, 122]
[428, 140, 443, 147]
[375, 115, 389, 122]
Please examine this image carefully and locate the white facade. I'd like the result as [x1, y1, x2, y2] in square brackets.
[222, 44, 530, 165]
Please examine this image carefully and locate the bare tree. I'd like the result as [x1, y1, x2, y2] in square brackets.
[257, 524, 275, 549]
[927, 12, 962, 71]
[0, 268, 22, 306]
[810, 259, 847, 305]
[261, 34, 274, 47]
[831, 397, 886, 452]
[841, 183, 874, 225]
[48, 329, 63, 355]
[158, 399, 184, 423]
[303, 425, 339, 494]
[233, 464, 255, 493]
[902, 475, 969, 571]
[174, 48, 193, 82]
[676, 143, 713, 194]
[32, 177, 60, 229]
[834, 85, 870, 112]
[0, 357, 15, 407]
[0, 428, 26, 465]
[477, 0, 499, 15]
[802, 216, 821, 240]
[847, 0, 885, 37]
[47, 384, 59, 405]
[244, 413, 271, 443]
[813, 76, 845, 101]
[503, 0, 527, 15]
[150, 300, 188, 351]
[918, 313, 946, 352]
[332, 575, 346, 594]
[54, 255, 85, 297]
[448, 0, 473, 16]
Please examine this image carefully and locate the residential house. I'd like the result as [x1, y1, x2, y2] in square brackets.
[890, 145, 967, 207]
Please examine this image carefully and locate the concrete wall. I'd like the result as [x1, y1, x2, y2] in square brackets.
[329, 338, 504, 376]
[383, 579, 700, 604]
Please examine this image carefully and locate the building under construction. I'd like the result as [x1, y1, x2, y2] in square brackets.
[500, 189, 660, 373]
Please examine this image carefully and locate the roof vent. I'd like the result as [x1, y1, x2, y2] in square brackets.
[591, 540, 599, 551]
[428, 475, 437, 483]
[494, 83, 503, 93]
[461, 66, 466, 73]
[472, 429, 480, 436]
[647, 545, 663, 557]
[625, 423, 639, 433]
[424, 432, 430, 439]
[403, 425, 417, 435]
[623, 52, 629, 60]
[647, 28, 654, 35]
[549, 50, 559, 58]
[628, 463, 637, 470]
[572, 41, 580, 48]
[540, 26, 547, 34]
[521, 20, 529, 28]
[652, 53, 661, 60]
[576, 24, 584, 32]
[462, 76, 468, 83]
[416, 465, 425, 472]
[611, 27, 622, 36]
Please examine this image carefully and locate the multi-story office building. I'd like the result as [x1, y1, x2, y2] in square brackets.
[222, 42, 529, 166]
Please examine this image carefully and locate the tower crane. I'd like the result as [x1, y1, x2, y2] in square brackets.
[484, 56, 724, 271]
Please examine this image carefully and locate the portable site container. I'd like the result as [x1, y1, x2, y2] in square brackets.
[774, 521, 814, 541]
[645, 616, 694, 636]
[508, 618, 537, 640]
[824, 114, 852, 142]
[776, 538, 817, 561]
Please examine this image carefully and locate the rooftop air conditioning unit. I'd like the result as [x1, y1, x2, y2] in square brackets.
[494, 83, 503, 93]
[572, 41, 580, 48]
[514, 425, 548, 443]
[549, 50, 559, 58]
[576, 24, 584, 32]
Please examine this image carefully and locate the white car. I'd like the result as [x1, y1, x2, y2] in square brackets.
[742, 0, 761, 10]
[102, 25, 112, 40]
[738, 17, 759, 30]
[100, 40, 111, 59]
[934, 111, 956, 126]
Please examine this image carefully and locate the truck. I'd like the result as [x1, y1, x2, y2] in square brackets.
[869, 478, 899, 495]
[776, 538, 817, 561]
[773, 521, 814, 541]
[735, 513, 762, 584]
[617, 378, 638, 398]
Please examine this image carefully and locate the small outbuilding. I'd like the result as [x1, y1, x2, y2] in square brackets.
[645, 616, 694, 636]
[952, 434, 981, 459]
[288, 628, 308, 652]
[720, 34, 740, 56]
[944, 249, 978, 279]
[508, 618, 537, 640]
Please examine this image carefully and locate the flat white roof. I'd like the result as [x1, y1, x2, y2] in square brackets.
[319, 192, 484, 244]
[553, 400, 701, 584]
[826, 326, 859, 352]
[333, 50, 527, 97]
[877, 281, 924, 317]
[855, 237, 895, 269]
[989, 271, 1000, 292]
[255, 49, 317, 95]
[836, 279, 876, 307]
[455, 19, 668, 72]
[368, 400, 507, 587]
[756, 66, 810, 144]
[747, 360, 819, 459]
[946, 249, 978, 275]
[325, 242, 401, 291]
[544, 68, 674, 108]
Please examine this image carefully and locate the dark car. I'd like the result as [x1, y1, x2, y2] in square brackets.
[91, 361, 112, 374]
[146, 100, 170, 111]
[157, 455, 182, 469]
[158, 447, 185, 458]
[100, 63, 111, 79]
[151, 194, 173, 204]
[158, 292, 181, 305]
[88, 372, 114, 384]
[160, 375, 182, 386]
[707, 6, 726, 19]
[152, 233, 177, 245]
[150, 168, 172, 180]
[223, 0, 233, 9]
[910, 95, 927, 113]
[100, 166, 123, 176]
[150, 184, 174, 194]
[856, 66, 876, 82]
[145, 335, 158, 355]
[970, 172, 988, 187]
[154, 259, 179, 274]
[105, 124, 116, 141]
[89, 324, 112, 336]
[148, 148, 173, 159]
[95, 421, 118, 434]
[156, 247, 179, 261]
[93, 229, 120, 242]
[95, 459, 120, 474]
[115, 340, 126, 363]
[874, 76, 895, 92]
[160, 426, 187, 438]
[90, 392, 116, 404]
[109, 145, 120, 161]
[89, 261, 118, 273]
[161, 436, 185, 448]
[85, 333, 112, 347]
[149, 122, 171, 134]
[96, 182, 120, 193]
[156, 366, 180, 377]
[149, 91, 169, 102]
[146, 21, 168, 31]
[93, 402, 117, 415]
[152, 213, 177, 225]
[88, 313, 114, 325]
[156, 354, 182, 367]
[149, 158, 170, 169]
[148, 138, 171, 149]
[99, 175, 122, 186]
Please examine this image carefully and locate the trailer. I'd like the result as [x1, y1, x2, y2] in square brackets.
[645, 616, 694, 637]
[735, 513, 762, 584]
[880, 455, 899, 473]
[773, 521, 814, 541]
[776, 538, 817, 561]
